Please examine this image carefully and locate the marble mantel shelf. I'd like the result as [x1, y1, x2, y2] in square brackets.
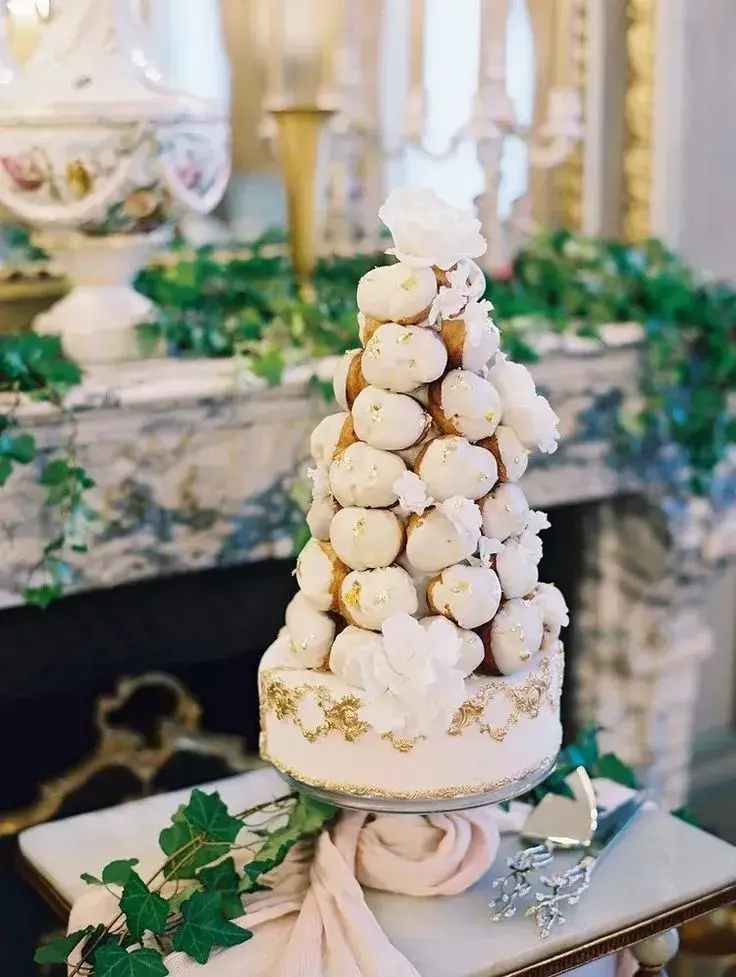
[1, 321, 734, 806]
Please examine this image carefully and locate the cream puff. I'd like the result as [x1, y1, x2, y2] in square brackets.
[440, 301, 500, 373]
[361, 322, 447, 393]
[405, 505, 480, 574]
[414, 435, 497, 501]
[310, 411, 350, 466]
[306, 495, 339, 540]
[427, 563, 502, 630]
[295, 539, 349, 612]
[284, 592, 336, 669]
[329, 506, 405, 571]
[329, 625, 383, 686]
[419, 616, 484, 676]
[495, 537, 539, 599]
[333, 349, 368, 409]
[356, 263, 438, 325]
[479, 426, 529, 482]
[339, 565, 418, 630]
[480, 483, 530, 542]
[329, 442, 407, 509]
[428, 370, 502, 441]
[351, 386, 430, 451]
[530, 582, 569, 650]
[478, 598, 544, 675]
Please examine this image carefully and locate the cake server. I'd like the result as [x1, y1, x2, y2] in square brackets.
[489, 766, 598, 922]
[527, 790, 650, 938]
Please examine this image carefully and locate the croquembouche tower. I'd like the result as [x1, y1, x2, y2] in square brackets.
[259, 188, 568, 809]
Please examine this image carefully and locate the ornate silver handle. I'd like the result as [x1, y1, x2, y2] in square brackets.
[526, 854, 596, 938]
[489, 842, 556, 921]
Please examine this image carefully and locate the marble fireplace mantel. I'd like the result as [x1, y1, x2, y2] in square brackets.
[1, 323, 735, 807]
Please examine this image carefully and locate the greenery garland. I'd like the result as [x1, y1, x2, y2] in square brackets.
[135, 230, 736, 496]
[1, 226, 733, 607]
[0, 333, 96, 607]
[33, 726, 696, 975]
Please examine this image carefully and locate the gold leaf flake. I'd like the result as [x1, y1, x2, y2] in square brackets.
[373, 589, 391, 605]
[352, 517, 366, 541]
[368, 403, 383, 423]
[400, 274, 418, 291]
[343, 581, 362, 607]
[397, 330, 414, 342]
[450, 580, 470, 595]
[485, 411, 495, 422]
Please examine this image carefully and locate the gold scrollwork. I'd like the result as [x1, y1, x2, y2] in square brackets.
[559, 0, 588, 231]
[260, 655, 558, 752]
[0, 672, 260, 837]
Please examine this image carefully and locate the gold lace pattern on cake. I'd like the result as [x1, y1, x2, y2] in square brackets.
[448, 657, 556, 741]
[260, 653, 560, 752]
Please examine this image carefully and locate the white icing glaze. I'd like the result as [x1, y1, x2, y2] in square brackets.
[329, 625, 383, 687]
[416, 435, 497, 501]
[333, 349, 361, 410]
[490, 425, 529, 482]
[405, 507, 479, 574]
[329, 443, 406, 509]
[487, 598, 544, 675]
[496, 538, 539, 599]
[306, 496, 339, 540]
[329, 506, 404, 571]
[457, 300, 500, 372]
[340, 566, 418, 631]
[481, 483, 530, 541]
[356, 263, 438, 324]
[428, 564, 502, 630]
[310, 412, 350, 466]
[295, 539, 344, 612]
[351, 386, 428, 451]
[361, 322, 447, 393]
[438, 370, 502, 441]
[420, 616, 484, 676]
[502, 395, 560, 454]
[284, 592, 336, 668]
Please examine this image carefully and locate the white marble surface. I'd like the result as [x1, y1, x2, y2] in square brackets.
[19, 767, 736, 977]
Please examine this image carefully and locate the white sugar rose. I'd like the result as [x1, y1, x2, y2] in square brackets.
[357, 613, 467, 738]
[438, 495, 483, 547]
[447, 259, 487, 300]
[428, 285, 467, 326]
[531, 582, 570, 649]
[378, 187, 487, 271]
[488, 354, 537, 405]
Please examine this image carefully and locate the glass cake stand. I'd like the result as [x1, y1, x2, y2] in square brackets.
[278, 753, 558, 814]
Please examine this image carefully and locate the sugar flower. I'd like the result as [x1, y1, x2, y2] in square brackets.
[379, 187, 487, 270]
[394, 471, 434, 516]
[439, 496, 483, 546]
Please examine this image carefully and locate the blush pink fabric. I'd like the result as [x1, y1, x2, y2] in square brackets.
[67, 808, 502, 976]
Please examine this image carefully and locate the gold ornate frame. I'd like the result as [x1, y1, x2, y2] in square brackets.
[622, 0, 656, 242]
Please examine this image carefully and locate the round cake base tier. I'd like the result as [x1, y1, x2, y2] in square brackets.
[259, 634, 564, 809]
[275, 752, 557, 814]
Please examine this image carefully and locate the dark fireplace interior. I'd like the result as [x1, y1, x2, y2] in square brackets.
[0, 502, 585, 970]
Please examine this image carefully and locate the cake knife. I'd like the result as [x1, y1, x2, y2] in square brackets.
[526, 792, 650, 938]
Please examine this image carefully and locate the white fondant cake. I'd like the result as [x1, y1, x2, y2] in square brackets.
[259, 187, 567, 802]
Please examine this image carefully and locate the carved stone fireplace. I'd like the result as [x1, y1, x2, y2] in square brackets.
[1, 323, 734, 814]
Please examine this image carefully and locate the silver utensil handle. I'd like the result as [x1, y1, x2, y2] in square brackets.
[489, 841, 556, 921]
[526, 854, 597, 938]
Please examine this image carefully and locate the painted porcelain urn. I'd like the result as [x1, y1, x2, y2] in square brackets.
[0, 0, 230, 363]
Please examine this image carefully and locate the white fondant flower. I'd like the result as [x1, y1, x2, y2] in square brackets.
[525, 509, 551, 535]
[428, 285, 467, 326]
[447, 259, 487, 299]
[378, 187, 487, 270]
[503, 395, 560, 454]
[463, 299, 499, 348]
[307, 465, 331, 501]
[439, 496, 483, 545]
[517, 530, 543, 564]
[488, 354, 537, 405]
[469, 534, 504, 568]
[394, 471, 433, 516]
[358, 613, 467, 738]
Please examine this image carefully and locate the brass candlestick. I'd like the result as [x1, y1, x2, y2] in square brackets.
[271, 107, 334, 300]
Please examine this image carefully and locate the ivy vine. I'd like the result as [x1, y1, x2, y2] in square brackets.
[135, 229, 735, 497]
[0, 333, 96, 607]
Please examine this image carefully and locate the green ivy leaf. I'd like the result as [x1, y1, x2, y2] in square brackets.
[172, 891, 252, 964]
[0, 432, 36, 463]
[34, 928, 92, 964]
[198, 857, 243, 919]
[672, 806, 700, 827]
[94, 942, 169, 977]
[120, 871, 169, 940]
[159, 791, 242, 879]
[80, 872, 103, 886]
[23, 583, 63, 609]
[242, 793, 337, 889]
[40, 458, 71, 486]
[102, 858, 141, 887]
[594, 753, 642, 789]
[0, 456, 13, 487]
